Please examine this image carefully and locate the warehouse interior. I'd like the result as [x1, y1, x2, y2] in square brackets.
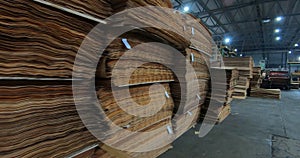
[1, 0, 300, 158]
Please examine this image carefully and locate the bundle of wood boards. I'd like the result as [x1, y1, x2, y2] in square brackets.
[97, 31, 175, 86]
[170, 48, 210, 114]
[222, 57, 254, 74]
[222, 57, 254, 99]
[200, 104, 231, 124]
[110, 2, 191, 51]
[0, 84, 100, 157]
[290, 83, 299, 89]
[73, 142, 173, 158]
[42, 0, 113, 20]
[233, 77, 250, 99]
[101, 144, 172, 158]
[199, 68, 238, 124]
[250, 88, 281, 100]
[0, 0, 215, 157]
[0, 0, 104, 78]
[74, 146, 115, 158]
[250, 67, 262, 88]
[292, 72, 300, 76]
[96, 83, 174, 133]
[172, 106, 201, 137]
[185, 15, 213, 56]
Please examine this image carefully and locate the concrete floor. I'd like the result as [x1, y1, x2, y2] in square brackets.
[160, 90, 300, 158]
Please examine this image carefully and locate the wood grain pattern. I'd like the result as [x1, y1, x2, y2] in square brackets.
[0, 85, 100, 157]
[0, 0, 99, 78]
[44, 0, 112, 20]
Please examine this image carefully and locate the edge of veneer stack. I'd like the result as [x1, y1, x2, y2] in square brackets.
[249, 88, 281, 100]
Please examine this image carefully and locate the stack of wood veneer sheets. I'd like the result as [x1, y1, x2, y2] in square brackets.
[250, 67, 262, 89]
[199, 68, 239, 124]
[249, 67, 281, 99]
[0, 0, 215, 157]
[222, 57, 254, 99]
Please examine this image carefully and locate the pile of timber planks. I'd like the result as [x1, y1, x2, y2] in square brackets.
[0, 0, 105, 78]
[0, 0, 215, 157]
[290, 83, 300, 89]
[199, 68, 239, 124]
[74, 146, 115, 158]
[250, 67, 262, 88]
[42, 0, 113, 19]
[250, 88, 281, 100]
[101, 144, 173, 158]
[96, 30, 175, 86]
[0, 83, 101, 157]
[222, 57, 254, 99]
[0, 0, 108, 157]
[233, 77, 250, 99]
[170, 48, 210, 136]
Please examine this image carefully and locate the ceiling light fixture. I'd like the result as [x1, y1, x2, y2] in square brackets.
[298, 56, 300, 61]
[224, 38, 231, 44]
[262, 18, 271, 23]
[240, 54, 243, 57]
[274, 29, 280, 33]
[234, 49, 238, 52]
[275, 16, 283, 22]
[288, 51, 292, 54]
[183, 6, 189, 12]
[295, 43, 299, 47]
[276, 37, 281, 41]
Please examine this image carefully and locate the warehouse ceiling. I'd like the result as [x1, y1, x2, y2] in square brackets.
[171, 0, 300, 52]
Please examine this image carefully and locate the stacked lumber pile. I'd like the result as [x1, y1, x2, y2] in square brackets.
[0, 84, 101, 157]
[94, 2, 179, 156]
[290, 83, 299, 89]
[199, 68, 239, 124]
[170, 48, 210, 137]
[102, 144, 173, 158]
[96, 30, 175, 86]
[74, 144, 173, 158]
[233, 77, 250, 99]
[185, 14, 213, 56]
[43, 0, 113, 19]
[0, 0, 107, 157]
[291, 71, 300, 87]
[96, 83, 175, 143]
[250, 88, 281, 100]
[250, 67, 262, 88]
[110, 3, 191, 51]
[222, 57, 254, 99]
[0, 0, 103, 78]
[74, 146, 115, 158]
[0, 0, 215, 157]
[101, 2, 214, 155]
